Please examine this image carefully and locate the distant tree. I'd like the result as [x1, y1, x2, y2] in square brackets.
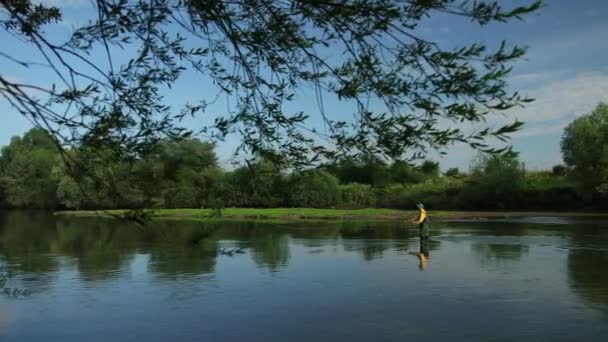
[420, 160, 440, 178]
[340, 183, 376, 209]
[444, 167, 461, 178]
[54, 146, 145, 209]
[458, 153, 525, 210]
[151, 139, 217, 181]
[389, 160, 425, 184]
[551, 164, 567, 176]
[141, 138, 218, 208]
[0, 129, 59, 208]
[561, 103, 608, 201]
[288, 171, 340, 208]
[227, 160, 286, 207]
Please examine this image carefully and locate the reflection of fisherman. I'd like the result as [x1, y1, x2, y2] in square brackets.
[409, 238, 430, 270]
[409, 203, 429, 239]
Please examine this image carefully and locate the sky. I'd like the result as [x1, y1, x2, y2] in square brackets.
[1, 0, 608, 171]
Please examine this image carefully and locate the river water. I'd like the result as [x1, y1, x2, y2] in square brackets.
[0, 211, 607, 341]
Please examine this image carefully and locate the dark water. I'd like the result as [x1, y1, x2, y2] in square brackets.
[1, 212, 607, 341]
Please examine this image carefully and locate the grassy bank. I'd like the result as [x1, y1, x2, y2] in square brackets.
[54, 208, 608, 221]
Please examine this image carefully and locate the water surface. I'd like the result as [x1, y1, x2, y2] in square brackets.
[1, 212, 607, 341]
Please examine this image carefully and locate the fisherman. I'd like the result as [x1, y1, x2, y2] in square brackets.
[408, 203, 430, 269]
[410, 203, 429, 239]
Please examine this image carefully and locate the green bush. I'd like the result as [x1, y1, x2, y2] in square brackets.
[339, 183, 376, 208]
[163, 185, 199, 208]
[456, 154, 525, 210]
[224, 161, 286, 208]
[287, 170, 340, 208]
[520, 171, 582, 210]
[398, 178, 463, 210]
[376, 184, 406, 209]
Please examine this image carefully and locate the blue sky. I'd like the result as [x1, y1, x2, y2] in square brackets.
[1, 0, 608, 170]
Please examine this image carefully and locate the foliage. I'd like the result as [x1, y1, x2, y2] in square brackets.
[561, 103, 608, 202]
[552, 164, 567, 176]
[520, 171, 581, 210]
[339, 183, 377, 209]
[444, 168, 462, 178]
[53, 146, 145, 209]
[456, 153, 524, 210]
[0, 129, 59, 208]
[225, 160, 286, 207]
[0, 125, 602, 211]
[323, 155, 390, 187]
[420, 160, 440, 178]
[287, 171, 340, 208]
[1, 0, 539, 174]
[389, 160, 425, 184]
[392, 177, 464, 210]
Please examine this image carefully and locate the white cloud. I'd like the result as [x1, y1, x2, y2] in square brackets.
[512, 121, 567, 138]
[507, 71, 608, 124]
[435, 71, 608, 169]
[509, 69, 572, 86]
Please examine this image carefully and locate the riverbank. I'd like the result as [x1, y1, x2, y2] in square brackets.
[54, 208, 608, 221]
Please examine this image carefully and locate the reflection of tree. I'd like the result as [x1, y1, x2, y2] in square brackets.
[471, 242, 529, 267]
[0, 212, 63, 294]
[148, 246, 217, 279]
[289, 224, 341, 248]
[567, 225, 608, 314]
[201, 221, 290, 272]
[53, 218, 138, 281]
[340, 222, 410, 261]
[340, 222, 410, 240]
[0, 214, 224, 284]
[469, 222, 531, 236]
[250, 233, 290, 272]
[144, 221, 218, 278]
[0, 212, 59, 275]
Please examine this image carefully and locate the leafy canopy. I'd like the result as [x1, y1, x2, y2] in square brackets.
[0, 0, 539, 168]
[561, 102, 608, 197]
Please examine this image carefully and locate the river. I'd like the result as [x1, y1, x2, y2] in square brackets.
[0, 211, 607, 341]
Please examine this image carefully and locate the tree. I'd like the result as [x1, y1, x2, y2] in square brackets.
[325, 154, 392, 186]
[444, 167, 461, 178]
[53, 137, 220, 209]
[288, 170, 340, 208]
[226, 160, 286, 207]
[1, 0, 538, 174]
[420, 160, 440, 178]
[340, 183, 376, 209]
[141, 138, 218, 208]
[552, 164, 567, 176]
[561, 103, 608, 202]
[457, 153, 524, 210]
[0, 129, 60, 208]
[389, 160, 425, 184]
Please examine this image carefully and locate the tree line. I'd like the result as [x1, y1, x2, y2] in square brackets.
[1, 103, 607, 211]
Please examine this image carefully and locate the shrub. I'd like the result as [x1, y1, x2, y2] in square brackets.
[456, 153, 524, 210]
[339, 183, 376, 208]
[287, 170, 340, 208]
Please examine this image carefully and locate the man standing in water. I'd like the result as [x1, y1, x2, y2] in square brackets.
[409, 203, 430, 270]
[410, 203, 429, 239]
